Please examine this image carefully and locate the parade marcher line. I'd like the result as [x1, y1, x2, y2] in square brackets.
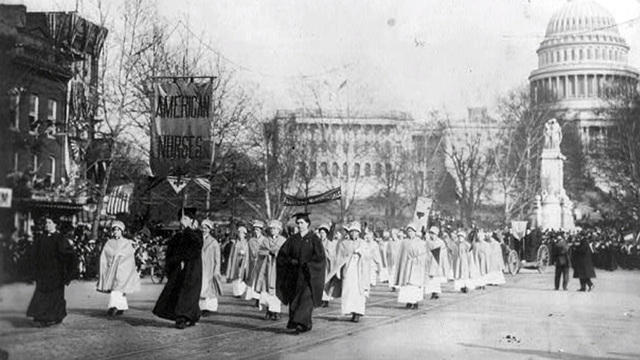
[101, 285, 500, 360]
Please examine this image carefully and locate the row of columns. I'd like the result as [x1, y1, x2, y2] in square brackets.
[531, 73, 636, 104]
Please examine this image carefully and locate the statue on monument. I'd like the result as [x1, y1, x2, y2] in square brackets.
[544, 118, 562, 150]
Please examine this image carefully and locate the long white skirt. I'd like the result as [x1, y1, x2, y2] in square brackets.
[342, 259, 367, 316]
[453, 279, 471, 291]
[199, 297, 219, 312]
[259, 292, 282, 313]
[397, 285, 423, 304]
[486, 271, 506, 285]
[424, 277, 442, 294]
[108, 290, 128, 310]
[244, 286, 260, 301]
[232, 279, 247, 297]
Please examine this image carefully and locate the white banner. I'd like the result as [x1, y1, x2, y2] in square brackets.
[0, 188, 13, 208]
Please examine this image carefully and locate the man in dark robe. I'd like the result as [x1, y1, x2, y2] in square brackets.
[27, 216, 77, 327]
[276, 213, 325, 334]
[153, 208, 203, 329]
[572, 237, 596, 292]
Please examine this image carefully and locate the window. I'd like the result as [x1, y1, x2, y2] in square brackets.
[310, 162, 317, 178]
[48, 156, 56, 182]
[8, 89, 20, 130]
[342, 162, 348, 177]
[331, 162, 339, 177]
[320, 162, 328, 177]
[364, 163, 371, 177]
[13, 153, 19, 172]
[385, 163, 392, 177]
[375, 163, 382, 177]
[45, 99, 57, 137]
[353, 163, 360, 178]
[28, 94, 39, 134]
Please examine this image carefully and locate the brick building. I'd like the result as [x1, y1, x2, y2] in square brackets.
[0, 4, 107, 237]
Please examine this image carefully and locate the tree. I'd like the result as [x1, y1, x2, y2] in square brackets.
[438, 110, 496, 227]
[598, 84, 640, 224]
[493, 85, 549, 223]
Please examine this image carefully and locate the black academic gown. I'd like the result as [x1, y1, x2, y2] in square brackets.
[276, 231, 325, 330]
[153, 227, 203, 322]
[572, 240, 596, 279]
[26, 232, 77, 322]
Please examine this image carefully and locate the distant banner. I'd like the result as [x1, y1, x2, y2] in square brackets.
[413, 196, 432, 229]
[150, 79, 213, 177]
[283, 187, 341, 206]
[511, 221, 528, 240]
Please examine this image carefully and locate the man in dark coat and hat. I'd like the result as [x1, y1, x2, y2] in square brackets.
[27, 215, 77, 327]
[153, 208, 203, 329]
[276, 213, 326, 334]
[572, 237, 596, 292]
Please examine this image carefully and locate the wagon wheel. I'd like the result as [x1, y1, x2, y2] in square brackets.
[507, 250, 520, 275]
[537, 245, 550, 273]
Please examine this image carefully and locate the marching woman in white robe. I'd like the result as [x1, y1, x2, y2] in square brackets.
[452, 231, 471, 293]
[364, 229, 383, 287]
[319, 223, 337, 307]
[486, 233, 506, 285]
[325, 222, 372, 323]
[424, 226, 445, 299]
[472, 231, 490, 289]
[387, 229, 402, 290]
[200, 220, 223, 315]
[97, 221, 141, 317]
[225, 226, 249, 297]
[394, 224, 426, 309]
[251, 220, 287, 320]
[245, 221, 265, 304]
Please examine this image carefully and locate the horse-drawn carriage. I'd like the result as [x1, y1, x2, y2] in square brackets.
[503, 227, 551, 275]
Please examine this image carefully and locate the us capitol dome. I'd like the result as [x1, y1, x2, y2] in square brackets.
[529, 0, 639, 151]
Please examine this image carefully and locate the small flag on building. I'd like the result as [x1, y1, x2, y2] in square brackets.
[106, 184, 133, 215]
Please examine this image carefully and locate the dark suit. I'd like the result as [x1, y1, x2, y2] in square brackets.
[572, 239, 596, 291]
[551, 239, 571, 290]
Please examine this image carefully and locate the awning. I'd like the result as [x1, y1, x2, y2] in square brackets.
[14, 198, 84, 213]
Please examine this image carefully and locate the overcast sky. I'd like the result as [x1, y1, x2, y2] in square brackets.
[17, 0, 640, 119]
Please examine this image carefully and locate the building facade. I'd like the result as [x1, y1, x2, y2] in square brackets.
[0, 5, 107, 237]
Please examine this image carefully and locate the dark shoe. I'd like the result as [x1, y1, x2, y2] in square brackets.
[461, 287, 468, 293]
[264, 311, 272, 320]
[321, 301, 329, 308]
[295, 324, 309, 334]
[430, 293, 439, 300]
[272, 313, 280, 321]
[175, 320, 187, 329]
[588, 284, 594, 292]
[115, 310, 124, 316]
[406, 303, 412, 308]
[391, 288, 397, 292]
[255, 299, 260, 308]
[412, 303, 418, 310]
[351, 313, 360, 323]
[202, 310, 211, 318]
[577, 288, 586, 292]
[107, 307, 117, 317]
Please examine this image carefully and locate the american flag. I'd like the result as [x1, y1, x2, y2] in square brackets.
[105, 184, 133, 215]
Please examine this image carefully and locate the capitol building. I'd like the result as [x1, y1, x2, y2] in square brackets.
[530, 0, 638, 154]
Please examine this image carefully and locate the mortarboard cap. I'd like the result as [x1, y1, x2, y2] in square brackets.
[179, 207, 197, 219]
[292, 212, 311, 224]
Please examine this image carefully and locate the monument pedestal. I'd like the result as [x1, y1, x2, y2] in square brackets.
[535, 121, 575, 231]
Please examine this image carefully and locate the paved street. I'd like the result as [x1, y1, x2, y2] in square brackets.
[0, 270, 638, 360]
